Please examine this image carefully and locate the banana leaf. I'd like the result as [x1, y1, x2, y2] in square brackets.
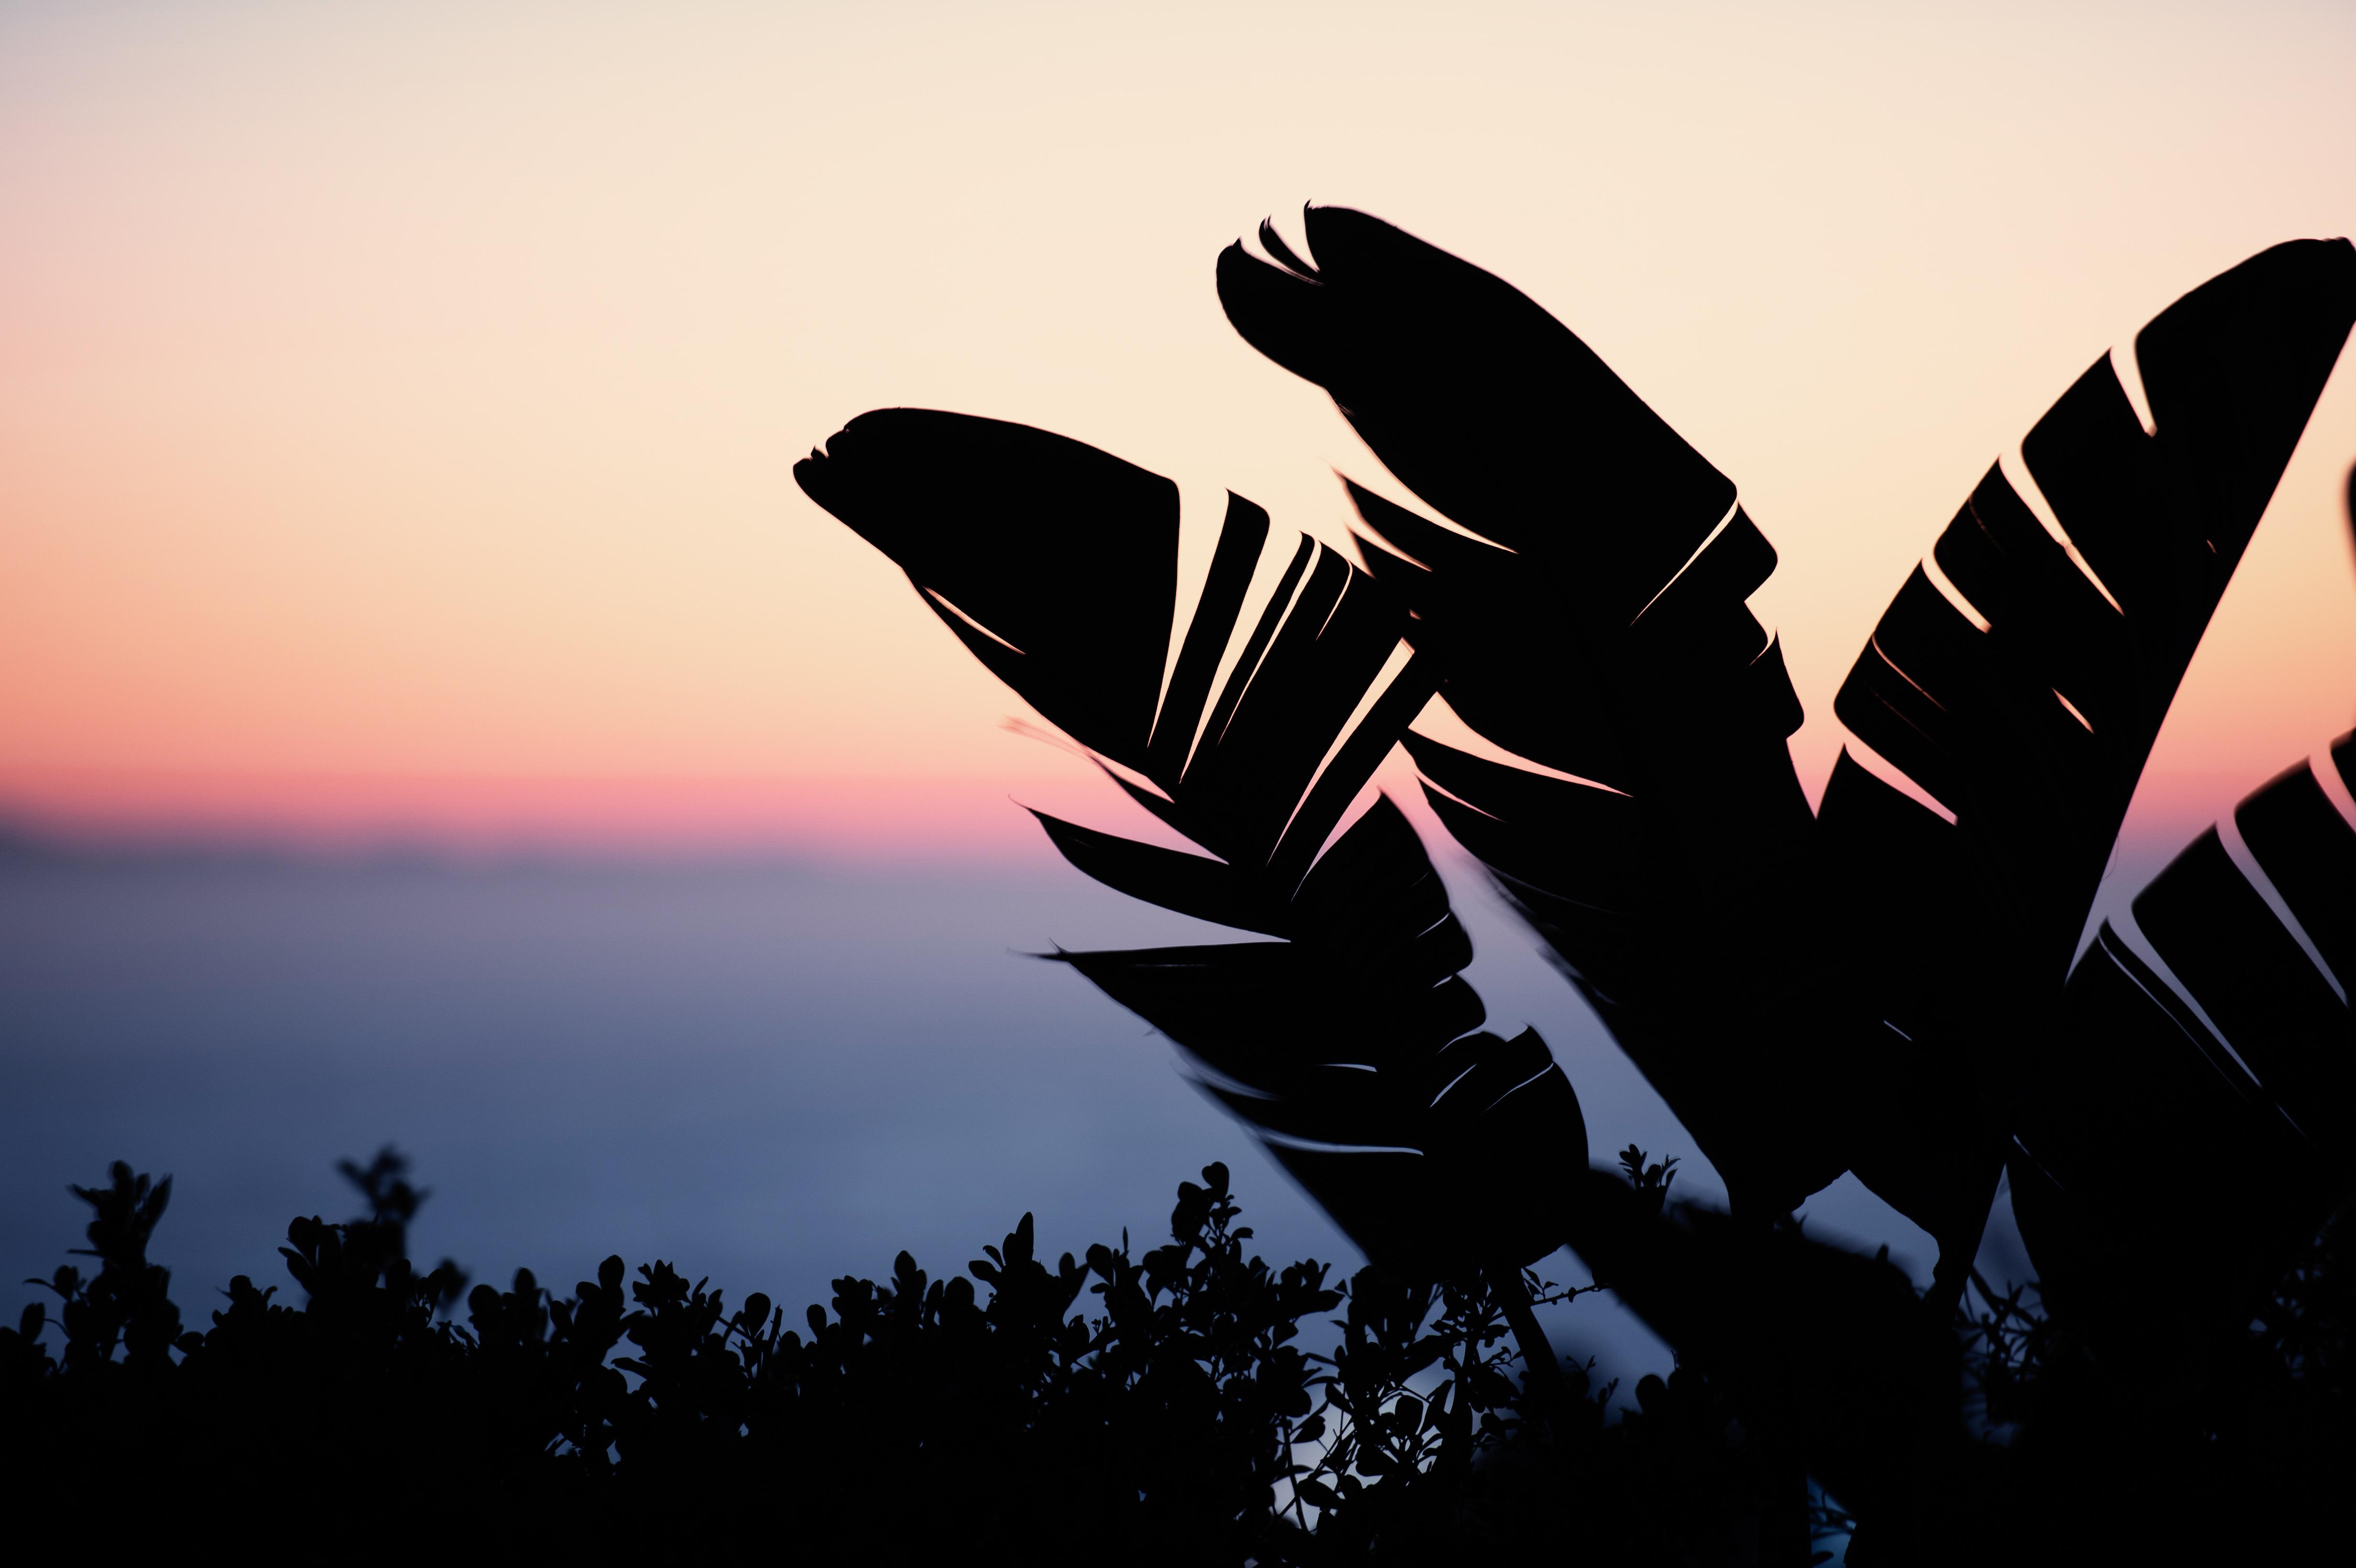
[1818, 239, 2356, 1273]
[796, 409, 1585, 1271]
[2009, 736, 2356, 1358]
[1218, 208, 1846, 1223]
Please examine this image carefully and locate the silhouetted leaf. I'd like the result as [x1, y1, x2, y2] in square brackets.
[796, 409, 1585, 1270]
[1218, 207, 1835, 1221]
[2013, 739, 2356, 1354]
[1818, 237, 2356, 1271]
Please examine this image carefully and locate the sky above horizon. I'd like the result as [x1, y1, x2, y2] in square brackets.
[4, 0, 2355, 858]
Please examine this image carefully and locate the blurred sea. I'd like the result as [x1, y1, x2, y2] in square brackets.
[0, 842, 2020, 1393]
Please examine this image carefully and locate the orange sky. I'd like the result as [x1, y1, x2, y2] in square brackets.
[2, 0, 2353, 857]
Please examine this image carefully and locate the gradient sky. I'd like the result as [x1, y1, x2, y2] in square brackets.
[3, 0, 2353, 855]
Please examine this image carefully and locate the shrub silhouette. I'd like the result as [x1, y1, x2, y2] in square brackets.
[11, 1148, 2353, 1560]
[7, 1149, 1842, 1564]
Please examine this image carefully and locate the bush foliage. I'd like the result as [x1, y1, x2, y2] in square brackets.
[2, 1149, 1839, 1564]
[16, 1149, 2353, 1562]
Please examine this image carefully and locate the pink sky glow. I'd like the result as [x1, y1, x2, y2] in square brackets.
[3, 1, 2353, 866]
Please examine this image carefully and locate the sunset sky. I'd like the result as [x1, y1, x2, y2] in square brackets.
[4, 0, 2354, 858]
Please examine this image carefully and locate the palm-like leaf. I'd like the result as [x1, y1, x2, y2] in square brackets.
[795, 409, 1585, 1272]
[1218, 208, 1844, 1223]
[2013, 735, 2356, 1358]
[1817, 240, 2356, 1269]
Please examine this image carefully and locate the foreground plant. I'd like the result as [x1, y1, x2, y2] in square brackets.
[797, 207, 2356, 1561]
[11, 1152, 1825, 1563]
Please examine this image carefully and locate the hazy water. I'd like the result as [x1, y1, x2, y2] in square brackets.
[0, 847, 1997, 1391]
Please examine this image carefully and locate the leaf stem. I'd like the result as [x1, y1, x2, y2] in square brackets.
[1493, 1266, 1563, 1403]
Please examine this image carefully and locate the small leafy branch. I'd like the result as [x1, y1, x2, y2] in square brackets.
[1618, 1145, 1679, 1212]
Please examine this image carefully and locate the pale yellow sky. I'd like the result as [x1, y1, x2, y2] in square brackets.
[1, 0, 2351, 849]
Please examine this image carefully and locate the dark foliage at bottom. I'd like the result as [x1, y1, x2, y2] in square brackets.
[10, 1152, 2354, 1563]
[1941, 1205, 2356, 1566]
[0, 1151, 1841, 1565]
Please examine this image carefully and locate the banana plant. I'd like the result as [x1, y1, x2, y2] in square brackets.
[796, 210, 2355, 1552]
